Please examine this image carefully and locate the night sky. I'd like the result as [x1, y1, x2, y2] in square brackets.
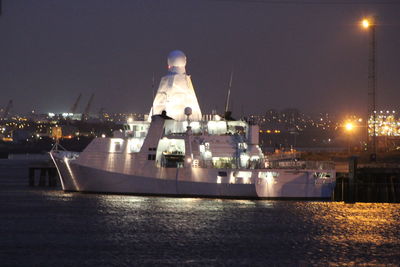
[0, 0, 399, 117]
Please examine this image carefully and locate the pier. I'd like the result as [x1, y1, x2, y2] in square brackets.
[333, 157, 400, 203]
[0, 155, 59, 188]
[28, 162, 58, 187]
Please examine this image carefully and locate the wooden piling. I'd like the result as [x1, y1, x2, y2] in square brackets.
[390, 176, 396, 202]
[29, 168, 35, 186]
[28, 160, 59, 188]
[38, 168, 47, 186]
[346, 156, 357, 204]
[48, 168, 57, 187]
[341, 176, 345, 201]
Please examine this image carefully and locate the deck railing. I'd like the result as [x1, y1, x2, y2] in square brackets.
[266, 160, 335, 170]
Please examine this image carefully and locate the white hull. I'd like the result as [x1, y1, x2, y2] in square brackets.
[51, 151, 335, 199]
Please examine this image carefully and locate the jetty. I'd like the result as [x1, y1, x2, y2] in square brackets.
[333, 157, 400, 203]
[0, 154, 59, 188]
[28, 161, 58, 187]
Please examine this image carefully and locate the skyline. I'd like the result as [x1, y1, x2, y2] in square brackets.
[0, 1, 399, 116]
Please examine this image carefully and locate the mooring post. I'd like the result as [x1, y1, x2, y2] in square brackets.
[346, 156, 357, 203]
[29, 168, 35, 186]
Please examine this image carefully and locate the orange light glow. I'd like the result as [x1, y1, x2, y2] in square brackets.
[345, 123, 354, 131]
[362, 19, 370, 28]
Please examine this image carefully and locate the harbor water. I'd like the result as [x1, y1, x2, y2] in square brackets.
[1, 160, 399, 266]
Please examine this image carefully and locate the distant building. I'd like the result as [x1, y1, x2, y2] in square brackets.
[11, 129, 32, 143]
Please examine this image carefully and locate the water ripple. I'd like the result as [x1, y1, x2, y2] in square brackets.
[1, 177, 399, 266]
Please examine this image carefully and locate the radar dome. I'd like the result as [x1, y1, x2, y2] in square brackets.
[168, 50, 187, 68]
[184, 107, 192, 116]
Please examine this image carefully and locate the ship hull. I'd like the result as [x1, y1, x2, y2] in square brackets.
[51, 152, 335, 199]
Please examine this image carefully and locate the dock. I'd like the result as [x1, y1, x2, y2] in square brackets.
[0, 155, 59, 188]
[28, 162, 58, 187]
[333, 157, 400, 203]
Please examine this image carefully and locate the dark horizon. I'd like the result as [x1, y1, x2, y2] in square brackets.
[0, 1, 399, 117]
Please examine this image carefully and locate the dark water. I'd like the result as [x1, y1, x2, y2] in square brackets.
[1, 162, 399, 266]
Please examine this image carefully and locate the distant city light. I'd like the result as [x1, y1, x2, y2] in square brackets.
[62, 113, 73, 117]
[369, 111, 400, 136]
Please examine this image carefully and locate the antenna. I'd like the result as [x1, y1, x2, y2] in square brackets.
[224, 69, 234, 113]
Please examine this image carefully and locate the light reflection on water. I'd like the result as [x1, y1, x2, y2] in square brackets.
[311, 203, 400, 247]
[1, 185, 399, 266]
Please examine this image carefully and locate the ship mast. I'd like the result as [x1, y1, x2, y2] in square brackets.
[224, 70, 234, 114]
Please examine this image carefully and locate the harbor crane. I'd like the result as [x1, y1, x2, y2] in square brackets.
[81, 93, 95, 121]
[69, 93, 82, 114]
[1, 100, 13, 119]
[98, 107, 105, 121]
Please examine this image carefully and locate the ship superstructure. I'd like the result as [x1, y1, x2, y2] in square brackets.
[51, 50, 335, 198]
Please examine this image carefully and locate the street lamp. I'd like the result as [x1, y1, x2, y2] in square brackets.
[345, 122, 354, 131]
[362, 19, 370, 29]
[361, 17, 377, 161]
